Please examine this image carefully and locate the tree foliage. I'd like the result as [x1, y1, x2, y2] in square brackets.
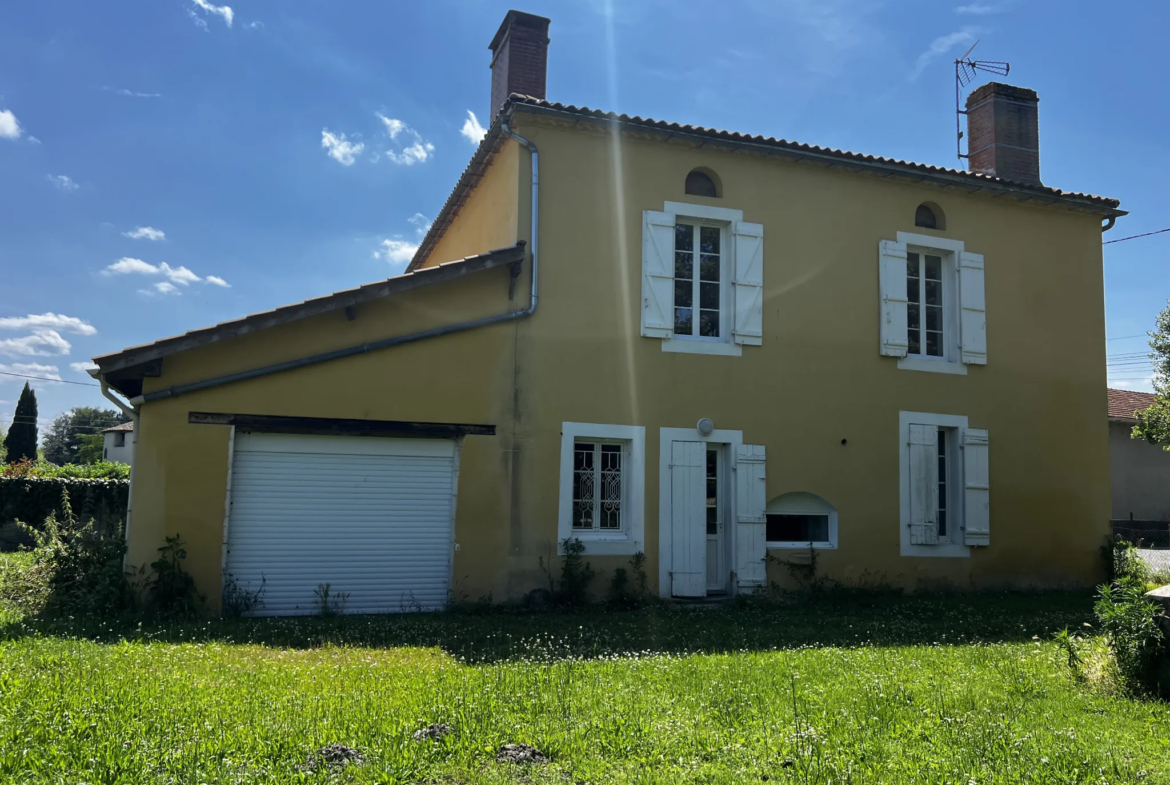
[1133, 302, 1170, 447]
[42, 407, 125, 466]
[3, 383, 38, 464]
[76, 433, 106, 465]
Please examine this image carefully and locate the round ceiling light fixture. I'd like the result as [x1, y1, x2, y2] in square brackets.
[696, 418, 715, 436]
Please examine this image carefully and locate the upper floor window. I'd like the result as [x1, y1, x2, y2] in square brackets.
[915, 203, 944, 230]
[685, 169, 720, 198]
[114, 432, 126, 447]
[641, 202, 763, 357]
[674, 223, 723, 339]
[878, 232, 986, 373]
[906, 250, 950, 358]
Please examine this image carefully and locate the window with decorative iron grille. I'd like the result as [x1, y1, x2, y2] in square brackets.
[572, 441, 623, 531]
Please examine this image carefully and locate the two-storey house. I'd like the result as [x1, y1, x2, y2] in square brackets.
[93, 10, 1125, 614]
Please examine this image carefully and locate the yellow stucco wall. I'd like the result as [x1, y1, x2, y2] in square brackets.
[125, 111, 1111, 610]
[421, 138, 521, 269]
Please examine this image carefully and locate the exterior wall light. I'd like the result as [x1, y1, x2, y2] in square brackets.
[697, 418, 715, 436]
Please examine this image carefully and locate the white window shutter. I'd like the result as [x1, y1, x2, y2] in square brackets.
[734, 444, 767, 589]
[670, 440, 707, 597]
[732, 222, 764, 346]
[879, 240, 909, 357]
[963, 428, 990, 546]
[959, 251, 987, 365]
[908, 424, 939, 545]
[641, 210, 675, 338]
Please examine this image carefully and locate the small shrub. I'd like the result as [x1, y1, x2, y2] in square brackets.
[1095, 579, 1166, 694]
[314, 583, 349, 616]
[554, 537, 595, 608]
[222, 573, 266, 618]
[17, 488, 135, 617]
[145, 535, 203, 619]
[606, 552, 652, 610]
[1053, 627, 1086, 681]
[1102, 537, 1149, 584]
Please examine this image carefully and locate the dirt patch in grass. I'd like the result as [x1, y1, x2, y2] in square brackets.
[413, 722, 452, 741]
[300, 743, 364, 772]
[496, 743, 547, 764]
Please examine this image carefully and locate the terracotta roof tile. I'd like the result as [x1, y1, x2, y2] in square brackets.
[1108, 388, 1157, 420]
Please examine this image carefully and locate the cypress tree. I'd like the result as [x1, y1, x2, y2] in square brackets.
[4, 383, 39, 463]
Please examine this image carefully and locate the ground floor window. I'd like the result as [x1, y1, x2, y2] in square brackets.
[765, 491, 837, 549]
[558, 422, 646, 555]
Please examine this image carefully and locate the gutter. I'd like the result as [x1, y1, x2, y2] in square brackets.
[126, 127, 540, 407]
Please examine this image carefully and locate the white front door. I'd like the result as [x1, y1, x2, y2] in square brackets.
[705, 446, 726, 593]
[669, 440, 706, 597]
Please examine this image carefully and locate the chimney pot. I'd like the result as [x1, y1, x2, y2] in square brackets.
[489, 10, 551, 125]
[965, 82, 1041, 185]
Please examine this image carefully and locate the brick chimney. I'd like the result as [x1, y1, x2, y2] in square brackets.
[965, 82, 1041, 185]
[489, 10, 551, 124]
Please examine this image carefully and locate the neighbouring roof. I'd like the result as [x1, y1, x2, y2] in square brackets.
[407, 94, 1125, 272]
[1108, 388, 1157, 421]
[93, 243, 526, 379]
[102, 421, 134, 433]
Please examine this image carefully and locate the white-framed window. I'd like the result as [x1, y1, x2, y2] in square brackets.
[558, 422, 645, 555]
[879, 232, 986, 374]
[765, 492, 838, 549]
[641, 201, 763, 356]
[673, 222, 726, 341]
[899, 411, 990, 557]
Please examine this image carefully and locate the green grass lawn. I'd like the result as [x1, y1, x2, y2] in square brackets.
[0, 591, 1167, 784]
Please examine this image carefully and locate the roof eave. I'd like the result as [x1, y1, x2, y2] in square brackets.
[94, 242, 526, 375]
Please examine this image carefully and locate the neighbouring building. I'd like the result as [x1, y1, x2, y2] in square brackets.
[101, 421, 134, 465]
[1108, 389, 1170, 545]
[92, 11, 1126, 615]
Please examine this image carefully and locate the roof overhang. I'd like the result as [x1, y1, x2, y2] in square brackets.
[93, 242, 526, 394]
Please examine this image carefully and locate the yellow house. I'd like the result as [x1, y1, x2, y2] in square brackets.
[93, 11, 1126, 614]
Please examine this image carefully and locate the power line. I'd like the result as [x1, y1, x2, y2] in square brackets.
[0, 370, 97, 387]
[1104, 227, 1170, 245]
[1107, 334, 1149, 341]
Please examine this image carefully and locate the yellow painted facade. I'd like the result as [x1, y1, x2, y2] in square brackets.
[123, 109, 1113, 610]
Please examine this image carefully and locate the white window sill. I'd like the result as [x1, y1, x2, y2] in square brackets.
[565, 533, 641, 556]
[902, 542, 971, 558]
[897, 356, 967, 375]
[662, 338, 743, 357]
[766, 542, 837, 550]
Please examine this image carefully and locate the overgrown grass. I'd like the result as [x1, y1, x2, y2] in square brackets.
[0, 592, 1168, 783]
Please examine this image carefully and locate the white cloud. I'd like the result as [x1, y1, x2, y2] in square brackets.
[124, 226, 166, 241]
[244, 21, 264, 30]
[387, 141, 435, 166]
[0, 110, 21, 140]
[191, 0, 233, 27]
[70, 361, 98, 374]
[47, 174, 79, 191]
[460, 110, 487, 145]
[378, 115, 407, 139]
[187, 9, 209, 30]
[321, 130, 364, 166]
[104, 87, 161, 98]
[0, 363, 62, 384]
[408, 213, 432, 233]
[0, 313, 96, 336]
[205, 275, 230, 287]
[375, 239, 419, 266]
[0, 331, 71, 358]
[377, 114, 435, 165]
[955, 3, 1004, 14]
[104, 257, 220, 290]
[912, 29, 979, 80]
[105, 257, 158, 275]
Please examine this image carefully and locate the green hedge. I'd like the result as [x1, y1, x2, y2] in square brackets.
[0, 477, 129, 533]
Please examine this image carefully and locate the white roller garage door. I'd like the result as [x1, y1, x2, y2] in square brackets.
[225, 432, 457, 615]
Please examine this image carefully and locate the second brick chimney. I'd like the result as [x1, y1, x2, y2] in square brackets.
[489, 10, 551, 125]
[965, 82, 1041, 185]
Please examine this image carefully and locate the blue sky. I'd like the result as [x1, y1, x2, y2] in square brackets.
[1, 0, 1167, 434]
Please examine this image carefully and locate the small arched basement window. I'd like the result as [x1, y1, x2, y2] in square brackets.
[685, 169, 720, 198]
[765, 491, 838, 548]
[915, 202, 945, 230]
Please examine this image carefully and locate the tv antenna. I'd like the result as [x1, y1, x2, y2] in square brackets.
[955, 41, 1010, 161]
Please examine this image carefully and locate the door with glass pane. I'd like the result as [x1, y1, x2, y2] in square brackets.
[705, 446, 726, 593]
